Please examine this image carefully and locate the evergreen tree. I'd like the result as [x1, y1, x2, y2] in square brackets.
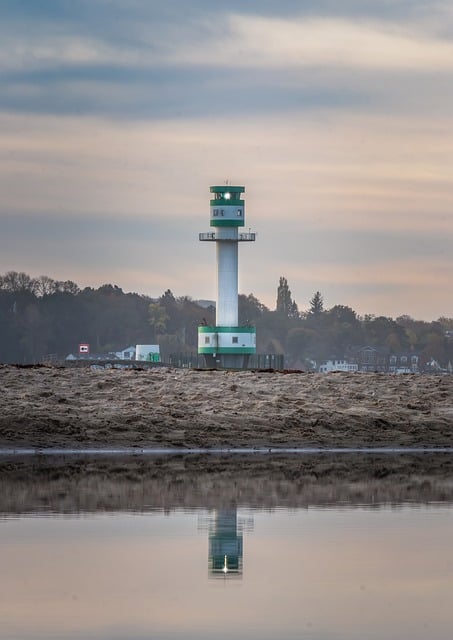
[308, 291, 324, 316]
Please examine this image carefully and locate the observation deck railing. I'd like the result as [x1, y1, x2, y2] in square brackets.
[199, 232, 256, 242]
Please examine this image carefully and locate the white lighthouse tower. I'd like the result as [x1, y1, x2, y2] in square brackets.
[198, 185, 256, 368]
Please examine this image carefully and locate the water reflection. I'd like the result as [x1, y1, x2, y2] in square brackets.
[199, 508, 254, 578]
[2, 451, 453, 513]
[209, 509, 243, 577]
[1, 453, 453, 639]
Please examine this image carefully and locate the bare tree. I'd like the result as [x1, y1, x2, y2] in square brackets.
[35, 275, 57, 297]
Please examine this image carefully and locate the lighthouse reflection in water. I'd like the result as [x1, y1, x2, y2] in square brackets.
[206, 508, 253, 578]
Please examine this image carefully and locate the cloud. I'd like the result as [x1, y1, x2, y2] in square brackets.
[1, 109, 452, 230]
[5, 13, 453, 74]
[161, 14, 453, 72]
[2, 4, 453, 122]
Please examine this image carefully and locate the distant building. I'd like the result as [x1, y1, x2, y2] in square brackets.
[348, 346, 389, 373]
[388, 353, 419, 374]
[114, 345, 136, 360]
[319, 359, 358, 373]
[331, 347, 422, 373]
[135, 344, 160, 362]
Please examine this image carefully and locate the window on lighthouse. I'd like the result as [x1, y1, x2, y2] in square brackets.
[232, 337, 238, 344]
[205, 337, 210, 344]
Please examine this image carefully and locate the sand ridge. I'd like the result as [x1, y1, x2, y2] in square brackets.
[0, 365, 452, 449]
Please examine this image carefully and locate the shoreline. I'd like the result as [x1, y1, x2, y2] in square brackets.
[1, 446, 453, 456]
[2, 451, 453, 512]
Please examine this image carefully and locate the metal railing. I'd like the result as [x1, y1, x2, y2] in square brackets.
[199, 232, 256, 242]
[167, 353, 284, 370]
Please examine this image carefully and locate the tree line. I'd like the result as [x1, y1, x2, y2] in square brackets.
[1, 270, 452, 367]
[271, 277, 453, 369]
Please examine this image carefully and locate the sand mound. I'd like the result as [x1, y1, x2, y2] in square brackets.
[1, 366, 452, 448]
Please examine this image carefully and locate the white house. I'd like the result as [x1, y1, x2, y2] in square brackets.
[319, 359, 358, 373]
[113, 346, 136, 360]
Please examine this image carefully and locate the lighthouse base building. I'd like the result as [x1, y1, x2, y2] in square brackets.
[198, 185, 256, 369]
[198, 326, 256, 369]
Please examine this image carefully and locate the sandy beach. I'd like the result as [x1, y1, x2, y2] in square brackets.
[1, 364, 453, 511]
[1, 365, 452, 449]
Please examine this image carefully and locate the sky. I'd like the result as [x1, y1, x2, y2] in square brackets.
[1, 1, 453, 320]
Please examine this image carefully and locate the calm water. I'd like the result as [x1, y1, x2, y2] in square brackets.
[1, 504, 453, 639]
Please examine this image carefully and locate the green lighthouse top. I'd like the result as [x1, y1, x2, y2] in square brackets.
[209, 184, 246, 227]
[210, 185, 244, 208]
[210, 186, 245, 194]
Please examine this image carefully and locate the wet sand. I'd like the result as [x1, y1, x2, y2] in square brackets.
[0, 365, 452, 449]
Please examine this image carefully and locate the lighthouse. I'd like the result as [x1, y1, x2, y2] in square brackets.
[198, 185, 256, 368]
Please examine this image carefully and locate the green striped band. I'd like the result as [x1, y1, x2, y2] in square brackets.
[210, 186, 244, 194]
[210, 220, 243, 227]
[199, 347, 256, 354]
[198, 326, 256, 333]
[210, 199, 243, 207]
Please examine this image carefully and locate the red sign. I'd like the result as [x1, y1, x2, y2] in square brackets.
[78, 343, 90, 354]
